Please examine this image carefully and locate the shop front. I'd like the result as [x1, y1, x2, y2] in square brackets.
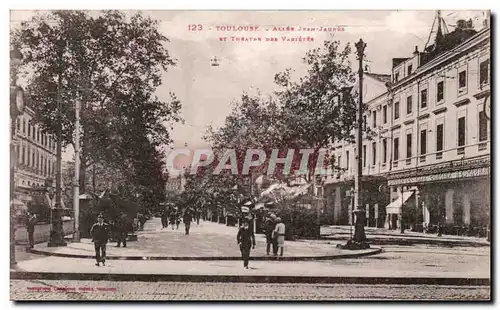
[387, 156, 490, 236]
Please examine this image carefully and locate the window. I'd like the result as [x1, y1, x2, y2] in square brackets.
[383, 105, 387, 124]
[394, 72, 400, 83]
[394, 102, 400, 120]
[32, 152, 35, 168]
[362, 145, 366, 167]
[406, 133, 412, 163]
[458, 70, 467, 93]
[406, 96, 412, 114]
[372, 142, 376, 166]
[479, 110, 488, 142]
[16, 119, 20, 132]
[420, 89, 428, 109]
[420, 129, 427, 160]
[436, 124, 444, 159]
[363, 115, 367, 130]
[480, 59, 490, 86]
[408, 64, 413, 75]
[37, 130, 40, 143]
[458, 116, 466, 147]
[372, 111, 377, 128]
[394, 138, 400, 161]
[346, 151, 350, 170]
[337, 155, 342, 170]
[382, 139, 387, 163]
[437, 81, 444, 102]
[15, 145, 19, 159]
[21, 147, 25, 165]
[22, 119, 26, 134]
[28, 122, 31, 138]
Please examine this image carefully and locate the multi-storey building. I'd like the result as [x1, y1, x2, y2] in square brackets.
[323, 21, 491, 235]
[13, 104, 57, 209]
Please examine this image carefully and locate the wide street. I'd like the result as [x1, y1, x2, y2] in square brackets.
[10, 280, 490, 301]
[10, 217, 491, 301]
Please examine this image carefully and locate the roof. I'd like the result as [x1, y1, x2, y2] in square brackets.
[365, 72, 391, 84]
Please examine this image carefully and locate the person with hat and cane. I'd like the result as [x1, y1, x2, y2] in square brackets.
[90, 214, 110, 266]
[237, 217, 256, 269]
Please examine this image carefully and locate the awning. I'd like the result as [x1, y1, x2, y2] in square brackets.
[385, 191, 414, 214]
[254, 202, 265, 210]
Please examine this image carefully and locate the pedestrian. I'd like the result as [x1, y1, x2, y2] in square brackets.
[161, 208, 169, 229]
[115, 215, 127, 248]
[90, 214, 110, 266]
[26, 213, 37, 249]
[195, 207, 201, 226]
[273, 217, 286, 257]
[264, 213, 277, 255]
[170, 207, 179, 230]
[183, 207, 194, 235]
[237, 218, 256, 269]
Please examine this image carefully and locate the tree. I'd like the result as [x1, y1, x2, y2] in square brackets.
[12, 10, 182, 195]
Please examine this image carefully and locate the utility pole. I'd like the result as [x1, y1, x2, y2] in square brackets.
[353, 39, 367, 244]
[73, 98, 81, 242]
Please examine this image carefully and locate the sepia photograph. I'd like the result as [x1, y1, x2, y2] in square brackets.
[8, 8, 491, 301]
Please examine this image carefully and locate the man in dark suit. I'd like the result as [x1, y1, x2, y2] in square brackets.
[183, 207, 194, 235]
[90, 214, 110, 266]
[115, 214, 127, 248]
[26, 213, 37, 249]
[264, 213, 277, 255]
[237, 218, 256, 269]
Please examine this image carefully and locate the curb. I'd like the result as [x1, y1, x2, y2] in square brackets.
[28, 248, 383, 261]
[320, 236, 489, 247]
[10, 271, 490, 286]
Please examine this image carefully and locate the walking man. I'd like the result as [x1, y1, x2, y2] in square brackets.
[264, 213, 277, 255]
[115, 214, 127, 248]
[183, 207, 194, 235]
[26, 213, 37, 249]
[195, 207, 201, 226]
[237, 218, 256, 269]
[90, 214, 110, 266]
[161, 208, 169, 229]
[273, 217, 286, 257]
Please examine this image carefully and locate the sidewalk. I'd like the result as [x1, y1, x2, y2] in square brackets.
[29, 219, 380, 261]
[12, 254, 490, 285]
[321, 226, 490, 246]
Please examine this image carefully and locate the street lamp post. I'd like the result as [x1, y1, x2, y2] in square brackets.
[352, 39, 368, 247]
[10, 46, 25, 268]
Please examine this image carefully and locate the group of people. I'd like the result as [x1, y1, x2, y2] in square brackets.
[236, 211, 286, 269]
[161, 206, 202, 235]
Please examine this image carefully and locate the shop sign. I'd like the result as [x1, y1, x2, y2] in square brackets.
[388, 167, 490, 186]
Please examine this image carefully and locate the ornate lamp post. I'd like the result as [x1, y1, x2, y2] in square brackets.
[10, 46, 25, 268]
[353, 39, 368, 246]
[339, 39, 369, 250]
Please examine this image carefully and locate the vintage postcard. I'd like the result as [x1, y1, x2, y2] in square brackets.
[9, 9, 491, 301]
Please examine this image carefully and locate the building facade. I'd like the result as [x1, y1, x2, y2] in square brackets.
[323, 23, 491, 235]
[13, 104, 57, 208]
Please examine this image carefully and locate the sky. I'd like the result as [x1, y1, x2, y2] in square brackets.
[9, 9, 488, 169]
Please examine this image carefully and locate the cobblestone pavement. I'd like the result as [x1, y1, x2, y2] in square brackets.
[10, 280, 490, 300]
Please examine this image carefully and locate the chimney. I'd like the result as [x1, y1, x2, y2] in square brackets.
[413, 45, 419, 56]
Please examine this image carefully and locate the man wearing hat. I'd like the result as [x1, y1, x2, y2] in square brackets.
[90, 214, 110, 266]
[273, 217, 286, 257]
[236, 217, 256, 269]
[265, 213, 278, 255]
